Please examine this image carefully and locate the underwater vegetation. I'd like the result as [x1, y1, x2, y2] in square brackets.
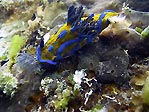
[8, 35, 26, 68]
[0, 71, 18, 96]
[0, 0, 149, 112]
[140, 26, 149, 38]
[142, 72, 149, 105]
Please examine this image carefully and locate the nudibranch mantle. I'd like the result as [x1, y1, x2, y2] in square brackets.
[36, 6, 118, 65]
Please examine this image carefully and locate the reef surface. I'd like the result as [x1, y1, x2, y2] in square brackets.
[0, 0, 149, 112]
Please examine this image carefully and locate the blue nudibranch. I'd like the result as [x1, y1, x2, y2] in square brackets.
[36, 6, 118, 65]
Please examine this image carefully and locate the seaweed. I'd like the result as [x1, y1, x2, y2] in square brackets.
[141, 26, 149, 38]
[54, 88, 71, 110]
[0, 71, 18, 96]
[8, 35, 25, 69]
[142, 72, 149, 105]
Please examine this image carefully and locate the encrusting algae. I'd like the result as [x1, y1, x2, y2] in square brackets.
[8, 35, 26, 69]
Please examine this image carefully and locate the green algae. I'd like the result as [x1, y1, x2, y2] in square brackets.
[141, 26, 149, 38]
[54, 88, 71, 110]
[89, 104, 102, 112]
[0, 55, 7, 61]
[135, 27, 143, 34]
[8, 35, 25, 68]
[142, 71, 149, 105]
[0, 71, 18, 96]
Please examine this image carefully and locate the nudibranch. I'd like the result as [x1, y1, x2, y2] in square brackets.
[36, 6, 118, 65]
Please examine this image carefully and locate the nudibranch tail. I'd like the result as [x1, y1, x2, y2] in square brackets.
[36, 45, 57, 65]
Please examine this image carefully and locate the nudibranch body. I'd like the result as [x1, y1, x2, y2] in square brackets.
[37, 6, 118, 65]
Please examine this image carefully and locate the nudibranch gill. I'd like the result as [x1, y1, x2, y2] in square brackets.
[36, 6, 118, 65]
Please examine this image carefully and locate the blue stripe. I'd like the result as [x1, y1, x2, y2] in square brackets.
[103, 10, 115, 13]
[56, 38, 79, 57]
[36, 45, 41, 61]
[39, 59, 57, 65]
[48, 45, 54, 52]
[58, 30, 67, 39]
[88, 13, 94, 18]
[97, 12, 106, 32]
[36, 45, 57, 65]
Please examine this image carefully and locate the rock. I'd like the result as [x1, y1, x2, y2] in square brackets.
[78, 53, 99, 70]
[120, 0, 149, 12]
[77, 42, 100, 70]
[96, 47, 130, 85]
